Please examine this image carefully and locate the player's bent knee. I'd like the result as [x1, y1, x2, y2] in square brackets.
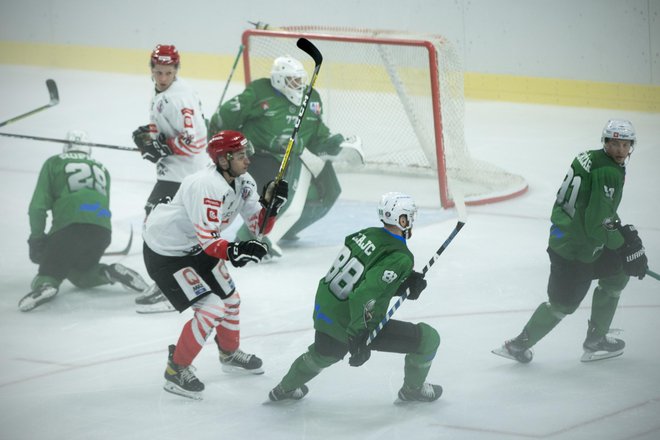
[416, 322, 440, 356]
[548, 300, 576, 317]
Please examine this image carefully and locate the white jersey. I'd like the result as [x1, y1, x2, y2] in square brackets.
[143, 164, 263, 257]
[150, 78, 210, 183]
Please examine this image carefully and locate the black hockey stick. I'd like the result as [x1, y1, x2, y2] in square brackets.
[258, 37, 323, 235]
[0, 79, 59, 128]
[0, 132, 138, 151]
[367, 220, 466, 345]
[104, 225, 134, 256]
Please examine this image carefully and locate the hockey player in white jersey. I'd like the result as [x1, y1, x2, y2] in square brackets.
[143, 130, 288, 399]
[132, 44, 210, 313]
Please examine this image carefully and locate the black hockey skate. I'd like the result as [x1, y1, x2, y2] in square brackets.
[135, 283, 175, 314]
[219, 349, 264, 374]
[104, 263, 148, 292]
[492, 330, 533, 363]
[18, 284, 59, 312]
[163, 345, 204, 400]
[398, 382, 443, 402]
[581, 321, 625, 362]
[268, 383, 309, 402]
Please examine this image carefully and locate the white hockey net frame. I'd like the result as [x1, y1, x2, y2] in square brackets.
[241, 27, 527, 207]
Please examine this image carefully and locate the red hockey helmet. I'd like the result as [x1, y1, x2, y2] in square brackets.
[207, 130, 252, 163]
[150, 44, 180, 67]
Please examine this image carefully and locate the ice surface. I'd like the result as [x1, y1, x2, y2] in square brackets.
[0, 65, 658, 440]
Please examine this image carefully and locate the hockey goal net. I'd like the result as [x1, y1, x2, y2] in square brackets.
[241, 27, 527, 207]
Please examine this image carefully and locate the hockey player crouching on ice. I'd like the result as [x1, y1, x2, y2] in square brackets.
[142, 130, 288, 400]
[269, 192, 442, 403]
[493, 120, 649, 364]
[20, 130, 149, 312]
[208, 55, 365, 258]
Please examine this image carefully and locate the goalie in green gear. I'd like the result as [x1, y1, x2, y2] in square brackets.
[268, 192, 442, 403]
[493, 119, 649, 363]
[20, 130, 148, 312]
[208, 55, 364, 257]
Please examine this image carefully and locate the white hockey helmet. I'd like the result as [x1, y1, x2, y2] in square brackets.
[601, 119, 635, 146]
[270, 56, 308, 105]
[378, 192, 417, 238]
[63, 130, 91, 155]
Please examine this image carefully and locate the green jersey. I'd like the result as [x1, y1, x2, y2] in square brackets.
[28, 152, 112, 239]
[549, 148, 626, 262]
[313, 227, 414, 342]
[208, 78, 342, 158]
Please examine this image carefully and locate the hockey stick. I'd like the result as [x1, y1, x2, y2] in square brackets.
[0, 79, 59, 128]
[0, 132, 138, 152]
[367, 220, 466, 345]
[258, 37, 323, 235]
[104, 225, 134, 256]
[646, 269, 660, 281]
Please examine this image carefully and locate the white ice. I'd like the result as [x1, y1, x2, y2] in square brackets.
[0, 65, 659, 440]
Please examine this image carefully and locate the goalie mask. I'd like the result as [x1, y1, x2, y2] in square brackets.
[270, 56, 308, 105]
[378, 192, 417, 238]
[63, 130, 91, 155]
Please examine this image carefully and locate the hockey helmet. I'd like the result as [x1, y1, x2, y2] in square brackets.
[207, 130, 253, 163]
[378, 192, 417, 237]
[601, 119, 635, 146]
[270, 56, 308, 105]
[150, 44, 180, 67]
[63, 130, 91, 155]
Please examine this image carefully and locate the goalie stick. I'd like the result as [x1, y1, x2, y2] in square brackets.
[367, 220, 465, 345]
[0, 132, 137, 151]
[104, 225, 134, 256]
[0, 79, 59, 128]
[258, 37, 323, 235]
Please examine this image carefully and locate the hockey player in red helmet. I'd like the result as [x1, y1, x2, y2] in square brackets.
[142, 130, 288, 399]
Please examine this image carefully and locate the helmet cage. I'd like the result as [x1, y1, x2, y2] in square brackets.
[270, 56, 308, 105]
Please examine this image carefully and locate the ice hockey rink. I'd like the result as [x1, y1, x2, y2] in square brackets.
[0, 65, 659, 440]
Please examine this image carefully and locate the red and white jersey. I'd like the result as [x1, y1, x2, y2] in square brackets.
[150, 78, 210, 182]
[143, 164, 270, 258]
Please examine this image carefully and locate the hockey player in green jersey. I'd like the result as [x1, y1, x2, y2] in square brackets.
[19, 131, 148, 312]
[268, 192, 442, 403]
[208, 55, 364, 257]
[493, 119, 649, 363]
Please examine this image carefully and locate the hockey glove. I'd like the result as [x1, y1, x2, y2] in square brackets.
[348, 330, 371, 367]
[132, 126, 171, 163]
[259, 180, 289, 217]
[618, 241, 648, 280]
[227, 240, 269, 268]
[397, 271, 427, 300]
[619, 224, 642, 247]
[28, 236, 47, 264]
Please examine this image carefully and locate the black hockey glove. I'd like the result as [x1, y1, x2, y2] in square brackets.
[619, 224, 642, 247]
[618, 241, 648, 280]
[259, 180, 289, 217]
[397, 271, 427, 300]
[27, 236, 47, 264]
[347, 330, 371, 367]
[132, 125, 171, 163]
[227, 240, 269, 268]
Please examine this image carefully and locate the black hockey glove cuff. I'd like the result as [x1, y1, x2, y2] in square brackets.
[227, 240, 269, 268]
[259, 180, 289, 217]
[28, 236, 47, 264]
[397, 271, 427, 300]
[347, 330, 371, 367]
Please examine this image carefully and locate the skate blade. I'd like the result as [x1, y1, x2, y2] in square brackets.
[491, 346, 533, 363]
[163, 382, 203, 400]
[221, 364, 265, 375]
[580, 349, 624, 362]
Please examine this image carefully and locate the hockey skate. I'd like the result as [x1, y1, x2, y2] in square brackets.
[581, 321, 625, 362]
[268, 383, 309, 402]
[219, 349, 264, 374]
[18, 284, 59, 312]
[163, 345, 204, 400]
[492, 331, 534, 363]
[397, 382, 443, 402]
[135, 283, 175, 314]
[104, 263, 148, 292]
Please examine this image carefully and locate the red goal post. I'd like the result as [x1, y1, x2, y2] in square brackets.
[241, 27, 528, 207]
